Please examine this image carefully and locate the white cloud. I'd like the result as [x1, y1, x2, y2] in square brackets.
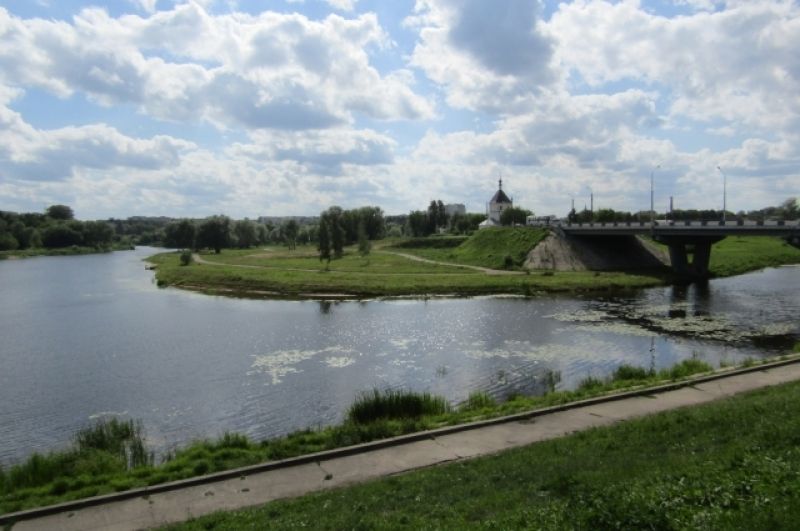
[323, 0, 359, 12]
[229, 128, 396, 175]
[0, 5, 434, 131]
[406, 0, 559, 113]
[547, 0, 800, 134]
[0, 97, 193, 183]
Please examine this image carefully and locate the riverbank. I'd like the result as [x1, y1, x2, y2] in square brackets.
[166, 370, 800, 530]
[148, 233, 800, 299]
[1, 353, 797, 516]
[0, 242, 134, 260]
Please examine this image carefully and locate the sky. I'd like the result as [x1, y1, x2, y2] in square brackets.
[0, 0, 798, 219]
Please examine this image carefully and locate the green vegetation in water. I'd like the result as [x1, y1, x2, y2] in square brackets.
[0, 356, 726, 515]
[166, 378, 800, 530]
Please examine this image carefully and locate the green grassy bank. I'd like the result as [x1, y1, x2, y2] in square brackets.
[167, 375, 800, 530]
[1, 356, 755, 515]
[709, 235, 800, 277]
[391, 227, 549, 269]
[149, 231, 800, 299]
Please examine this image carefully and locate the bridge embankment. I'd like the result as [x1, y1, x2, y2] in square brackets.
[524, 230, 669, 271]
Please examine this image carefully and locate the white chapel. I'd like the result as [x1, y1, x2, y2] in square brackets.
[479, 179, 513, 229]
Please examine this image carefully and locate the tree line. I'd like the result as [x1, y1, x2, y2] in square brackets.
[0, 205, 114, 251]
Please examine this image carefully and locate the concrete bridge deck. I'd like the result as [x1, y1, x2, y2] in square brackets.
[558, 219, 800, 237]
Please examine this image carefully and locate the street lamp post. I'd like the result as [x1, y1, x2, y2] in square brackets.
[717, 166, 727, 223]
[650, 165, 660, 226]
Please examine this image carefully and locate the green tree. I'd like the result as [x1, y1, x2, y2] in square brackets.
[500, 207, 532, 226]
[407, 210, 430, 237]
[81, 221, 114, 248]
[357, 220, 371, 258]
[321, 207, 345, 258]
[196, 216, 231, 253]
[46, 204, 75, 221]
[233, 219, 258, 249]
[0, 232, 19, 251]
[318, 220, 331, 264]
[42, 224, 83, 248]
[164, 219, 196, 249]
[282, 220, 299, 250]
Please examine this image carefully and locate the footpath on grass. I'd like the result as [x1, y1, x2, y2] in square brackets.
[5, 358, 800, 531]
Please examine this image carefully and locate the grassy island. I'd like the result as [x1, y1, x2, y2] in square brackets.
[148, 228, 800, 299]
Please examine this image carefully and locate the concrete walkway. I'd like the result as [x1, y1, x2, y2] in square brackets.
[7, 359, 800, 531]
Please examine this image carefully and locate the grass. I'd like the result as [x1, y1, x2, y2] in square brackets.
[165, 378, 800, 530]
[391, 227, 548, 269]
[149, 244, 665, 300]
[347, 389, 450, 424]
[0, 356, 730, 515]
[149, 234, 800, 299]
[708, 236, 800, 277]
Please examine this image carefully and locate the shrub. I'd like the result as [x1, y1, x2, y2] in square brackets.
[503, 254, 514, 268]
[347, 389, 450, 424]
[179, 250, 193, 266]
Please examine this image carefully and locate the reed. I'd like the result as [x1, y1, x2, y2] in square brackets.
[347, 389, 450, 424]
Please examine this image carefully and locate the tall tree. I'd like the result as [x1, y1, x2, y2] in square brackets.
[357, 220, 371, 258]
[282, 219, 299, 250]
[234, 219, 258, 248]
[46, 204, 74, 221]
[500, 207, 532, 226]
[196, 216, 231, 253]
[318, 220, 331, 264]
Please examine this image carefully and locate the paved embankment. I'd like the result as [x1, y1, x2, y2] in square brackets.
[5, 359, 800, 531]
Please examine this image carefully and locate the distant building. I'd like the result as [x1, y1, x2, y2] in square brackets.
[479, 179, 513, 229]
[444, 203, 466, 217]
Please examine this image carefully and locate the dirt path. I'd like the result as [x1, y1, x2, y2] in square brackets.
[377, 250, 525, 276]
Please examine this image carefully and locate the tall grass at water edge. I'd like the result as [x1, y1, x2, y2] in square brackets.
[347, 389, 450, 424]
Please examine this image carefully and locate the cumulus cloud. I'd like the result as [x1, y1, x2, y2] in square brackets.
[229, 128, 396, 175]
[547, 0, 800, 133]
[406, 0, 558, 113]
[0, 5, 434, 131]
[0, 90, 194, 182]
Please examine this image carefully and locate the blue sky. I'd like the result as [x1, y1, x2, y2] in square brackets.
[0, 0, 798, 219]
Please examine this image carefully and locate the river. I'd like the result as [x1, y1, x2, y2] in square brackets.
[1, 247, 798, 464]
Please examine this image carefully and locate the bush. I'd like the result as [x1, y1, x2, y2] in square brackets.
[179, 250, 193, 266]
[503, 254, 514, 268]
[347, 389, 450, 424]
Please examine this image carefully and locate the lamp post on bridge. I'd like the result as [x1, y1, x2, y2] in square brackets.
[650, 165, 660, 226]
[717, 166, 727, 223]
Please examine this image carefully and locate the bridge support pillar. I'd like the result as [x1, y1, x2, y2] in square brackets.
[656, 235, 725, 279]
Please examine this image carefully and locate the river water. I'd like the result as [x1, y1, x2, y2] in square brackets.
[1, 247, 798, 464]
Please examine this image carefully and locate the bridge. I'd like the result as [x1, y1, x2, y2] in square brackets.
[538, 219, 800, 278]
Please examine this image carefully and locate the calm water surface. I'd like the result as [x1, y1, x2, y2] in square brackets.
[1, 248, 798, 464]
